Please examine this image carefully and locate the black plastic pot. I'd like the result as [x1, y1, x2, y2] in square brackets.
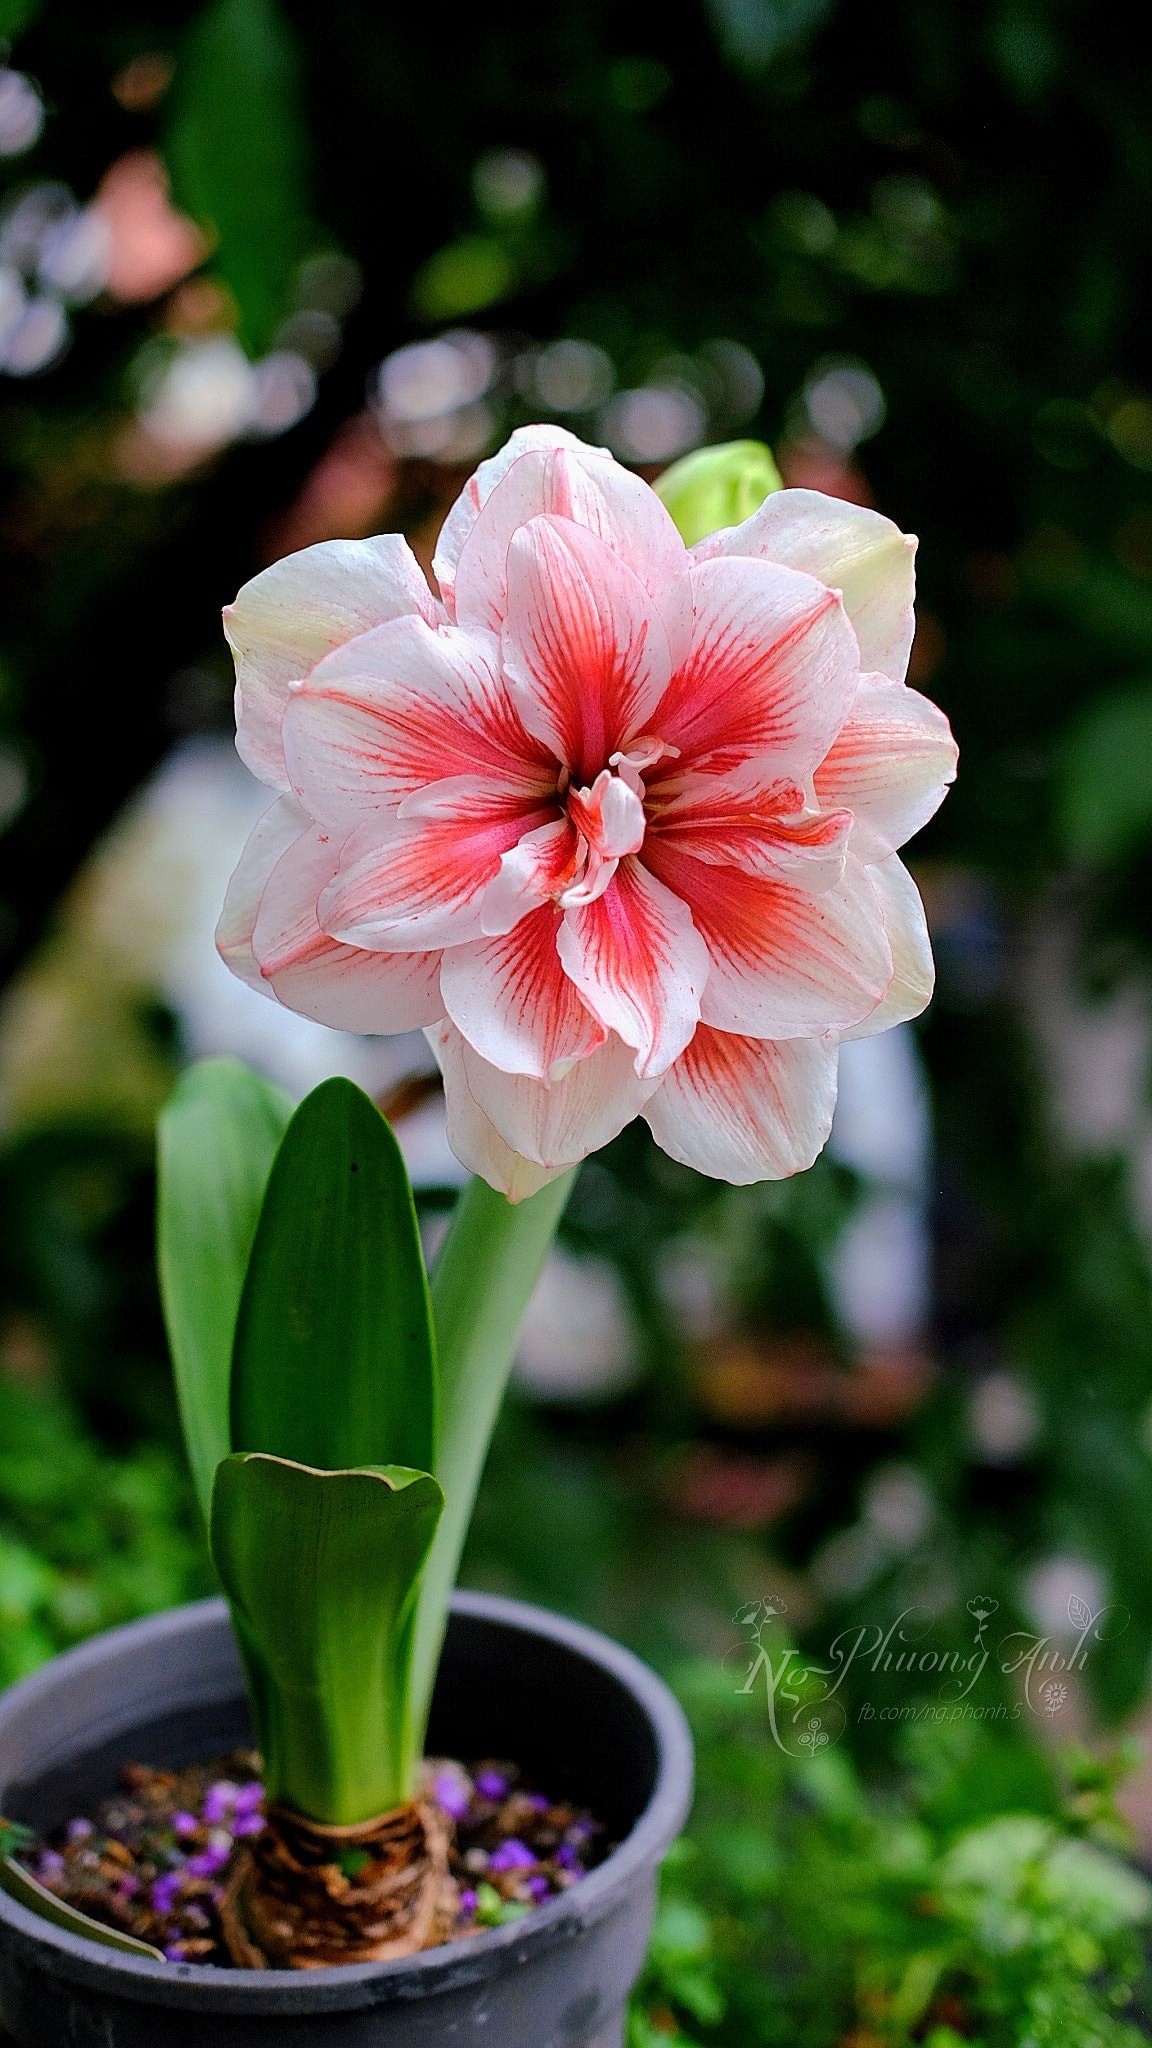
[0, 1591, 692, 2046]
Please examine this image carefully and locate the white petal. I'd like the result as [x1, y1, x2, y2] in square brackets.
[843, 856, 935, 1038]
[557, 856, 710, 1079]
[502, 516, 673, 775]
[283, 615, 549, 827]
[425, 1022, 567, 1202]
[433, 426, 598, 615]
[320, 788, 550, 953]
[427, 1018, 652, 1183]
[440, 905, 605, 1078]
[644, 840, 892, 1040]
[451, 442, 691, 661]
[700, 488, 916, 683]
[653, 554, 859, 785]
[644, 1027, 839, 1183]
[226, 535, 438, 789]
[216, 794, 310, 993]
[814, 672, 957, 861]
[248, 820, 444, 1031]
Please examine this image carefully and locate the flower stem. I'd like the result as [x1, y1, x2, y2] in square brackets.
[409, 1169, 577, 1727]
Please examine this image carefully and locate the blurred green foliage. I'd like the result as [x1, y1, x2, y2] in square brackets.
[633, 1676, 1152, 2045]
[1, 0, 1152, 2027]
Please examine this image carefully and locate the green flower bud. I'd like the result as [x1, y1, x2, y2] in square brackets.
[654, 439, 783, 546]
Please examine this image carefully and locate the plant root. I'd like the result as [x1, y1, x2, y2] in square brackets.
[219, 1798, 455, 1969]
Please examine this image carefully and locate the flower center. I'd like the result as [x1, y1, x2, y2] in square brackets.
[556, 736, 678, 910]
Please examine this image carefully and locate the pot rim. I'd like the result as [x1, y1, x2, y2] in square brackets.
[0, 1590, 693, 2013]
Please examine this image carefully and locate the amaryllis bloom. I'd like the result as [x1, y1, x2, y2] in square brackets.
[219, 426, 956, 1199]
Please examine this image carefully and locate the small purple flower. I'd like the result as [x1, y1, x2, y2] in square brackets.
[151, 1872, 183, 1915]
[36, 1851, 65, 1885]
[458, 1887, 479, 1918]
[474, 1770, 507, 1801]
[65, 1818, 94, 1845]
[114, 1875, 141, 1900]
[527, 1794, 550, 1814]
[233, 1781, 264, 1815]
[433, 1771, 471, 1820]
[231, 1811, 264, 1837]
[171, 1811, 199, 1839]
[163, 1942, 187, 1963]
[556, 1843, 580, 1872]
[527, 1874, 550, 1903]
[488, 1838, 536, 1874]
[186, 1841, 231, 1878]
[202, 1781, 239, 1825]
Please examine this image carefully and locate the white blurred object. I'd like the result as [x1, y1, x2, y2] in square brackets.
[1022, 1555, 1107, 1639]
[830, 1028, 930, 1191]
[862, 1462, 932, 1550]
[373, 331, 497, 458]
[514, 1249, 639, 1402]
[970, 1371, 1040, 1464]
[598, 385, 706, 464]
[802, 358, 886, 453]
[826, 1028, 932, 1348]
[0, 69, 44, 158]
[532, 338, 614, 413]
[1, 292, 68, 376]
[1022, 908, 1152, 1203]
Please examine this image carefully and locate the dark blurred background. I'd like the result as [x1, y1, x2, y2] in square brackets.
[3, 2, 1152, 2036]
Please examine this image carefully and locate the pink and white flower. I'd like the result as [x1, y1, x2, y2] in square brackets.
[219, 426, 956, 1199]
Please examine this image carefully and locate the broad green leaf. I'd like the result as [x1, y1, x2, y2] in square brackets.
[1059, 683, 1152, 865]
[211, 1454, 444, 1820]
[157, 1059, 292, 1525]
[165, 0, 311, 354]
[655, 440, 782, 546]
[231, 1078, 436, 1476]
[1, 1856, 164, 1959]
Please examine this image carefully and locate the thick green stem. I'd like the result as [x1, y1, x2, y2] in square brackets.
[410, 1169, 576, 1727]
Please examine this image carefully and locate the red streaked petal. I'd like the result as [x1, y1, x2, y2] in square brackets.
[480, 818, 580, 936]
[814, 673, 957, 861]
[319, 789, 552, 952]
[653, 555, 859, 782]
[644, 1027, 839, 1184]
[427, 1018, 653, 1180]
[283, 614, 551, 828]
[218, 801, 444, 1030]
[450, 440, 691, 660]
[226, 534, 438, 790]
[440, 905, 605, 1078]
[696, 487, 917, 683]
[842, 855, 935, 1038]
[557, 855, 709, 1078]
[644, 839, 892, 1039]
[651, 769, 852, 890]
[503, 516, 672, 779]
[433, 426, 597, 617]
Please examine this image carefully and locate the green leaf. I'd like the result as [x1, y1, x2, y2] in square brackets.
[231, 1077, 436, 1476]
[1059, 683, 1152, 865]
[165, 0, 311, 354]
[655, 440, 782, 546]
[211, 1454, 444, 1820]
[0, 1856, 164, 1959]
[157, 1059, 292, 1526]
